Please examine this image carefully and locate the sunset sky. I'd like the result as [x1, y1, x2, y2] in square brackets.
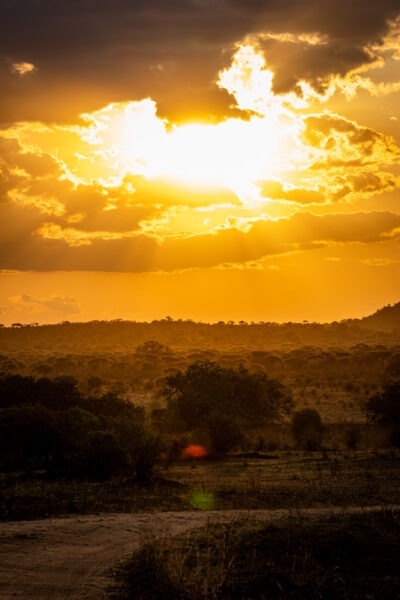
[1, 0, 399, 325]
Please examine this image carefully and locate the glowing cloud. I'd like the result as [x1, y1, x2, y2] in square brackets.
[72, 94, 308, 204]
[0, 33, 399, 272]
[9, 294, 80, 315]
[65, 44, 323, 204]
[11, 62, 36, 76]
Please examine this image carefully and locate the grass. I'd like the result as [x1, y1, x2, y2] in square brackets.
[0, 475, 187, 520]
[1, 451, 399, 520]
[111, 509, 400, 599]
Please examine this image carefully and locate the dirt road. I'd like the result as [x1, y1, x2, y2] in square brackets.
[0, 506, 396, 599]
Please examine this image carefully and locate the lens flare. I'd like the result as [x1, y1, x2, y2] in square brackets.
[181, 444, 208, 459]
[189, 489, 215, 510]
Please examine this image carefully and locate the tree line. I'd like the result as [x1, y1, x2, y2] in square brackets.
[0, 375, 160, 481]
[0, 364, 398, 482]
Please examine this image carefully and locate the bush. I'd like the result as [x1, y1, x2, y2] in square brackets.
[345, 426, 361, 451]
[366, 380, 400, 446]
[114, 511, 400, 600]
[292, 408, 324, 451]
[205, 412, 243, 455]
[0, 375, 162, 480]
[0, 405, 60, 471]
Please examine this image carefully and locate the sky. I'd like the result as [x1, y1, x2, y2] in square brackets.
[0, 0, 399, 325]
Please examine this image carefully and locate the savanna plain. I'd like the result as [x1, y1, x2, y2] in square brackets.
[1, 303, 399, 599]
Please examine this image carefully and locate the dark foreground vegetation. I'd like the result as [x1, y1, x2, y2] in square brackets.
[1, 368, 400, 520]
[111, 509, 400, 599]
[0, 375, 161, 482]
[2, 451, 400, 521]
[1, 305, 399, 597]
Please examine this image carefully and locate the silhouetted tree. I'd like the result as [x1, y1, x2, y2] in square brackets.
[0, 405, 59, 471]
[163, 361, 292, 453]
[116, 419, 163, 482]
[0, 375, 161, 479]
[136, 340, 172, 355]
[345, 426, 361, 451]
[205, 412, 243, 455]
[0, 375, 79, 410]
[292, 409, 324, 451]
[366, 380, 400, 446]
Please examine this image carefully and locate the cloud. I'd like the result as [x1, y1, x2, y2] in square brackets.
[1, 1, 399, 122]
[1, 94, 399, 276]
[258, 180, 326, 204]
[303, 113, 399, 166]
[0, 2, 399, 324]
[296, 113, 400, 202]
[0, 137, 59, 177]
[36, 222, 148, 247]
[242, 7, 400, 102]
[0, 136, 61, 206]
[1, 210, 399, 273]
[1, 22, 399, 281]
[361, 257, 400, 267]
[6, 92, 398, 214]
[11, 62, 36, 76]
[9, 294, 81, 315]
[258, 31, 328, 46]
[0, 132, 191, 234]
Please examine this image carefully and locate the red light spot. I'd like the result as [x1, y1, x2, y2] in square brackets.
[181, 444, 208, 459]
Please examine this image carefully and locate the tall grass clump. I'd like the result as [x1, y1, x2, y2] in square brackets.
[112, 510, 400, 599]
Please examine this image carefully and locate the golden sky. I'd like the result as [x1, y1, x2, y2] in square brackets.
[0, 1, 399, 324]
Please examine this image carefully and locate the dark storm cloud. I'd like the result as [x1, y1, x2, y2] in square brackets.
[0, 0, 399, 123]
[257, 38, 374, 95]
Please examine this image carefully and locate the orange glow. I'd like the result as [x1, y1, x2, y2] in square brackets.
[75, 94, 305, 204]
[0, 29, 399, 326]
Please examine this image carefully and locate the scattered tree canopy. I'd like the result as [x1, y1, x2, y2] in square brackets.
[0, 375, 161, 480]
[163, 360, 292, 453]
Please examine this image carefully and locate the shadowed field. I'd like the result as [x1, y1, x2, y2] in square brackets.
[2, 451, 400, 521]
[1, 506, 398, 600]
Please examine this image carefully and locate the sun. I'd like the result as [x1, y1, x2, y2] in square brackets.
[59, 44, 313, 205]
[154, 117, 286, 189]
[78, 100, 303, 204]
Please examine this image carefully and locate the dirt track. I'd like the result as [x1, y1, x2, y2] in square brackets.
[0, 506, 396, 599]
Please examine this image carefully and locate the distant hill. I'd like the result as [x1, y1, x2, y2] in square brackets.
[0, 301, 399, 352]
[359, 302, 400, 332]
[0, 303, 399, 424]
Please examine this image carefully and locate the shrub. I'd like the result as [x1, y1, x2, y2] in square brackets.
[0, 374, 162, 480]
[292, 408, 324, 451]
[366, 380, 400, 446]
[205, 412, 243, 455]
[115, 511, 400, 600]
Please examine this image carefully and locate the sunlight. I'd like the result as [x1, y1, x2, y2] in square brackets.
[80, 99, 167, 178]
[70, 45, 316, 203]
[78, 109, 305, 202]
[153, 116, 290, 189]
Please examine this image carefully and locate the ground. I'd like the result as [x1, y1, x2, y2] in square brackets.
[1, 506, 397, 599]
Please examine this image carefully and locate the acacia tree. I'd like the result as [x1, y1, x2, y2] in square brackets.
[163, 360, 293, 453]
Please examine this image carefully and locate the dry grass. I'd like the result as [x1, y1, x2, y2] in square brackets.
[111, 509, 400, 599]
[1, 450, 399, 520]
